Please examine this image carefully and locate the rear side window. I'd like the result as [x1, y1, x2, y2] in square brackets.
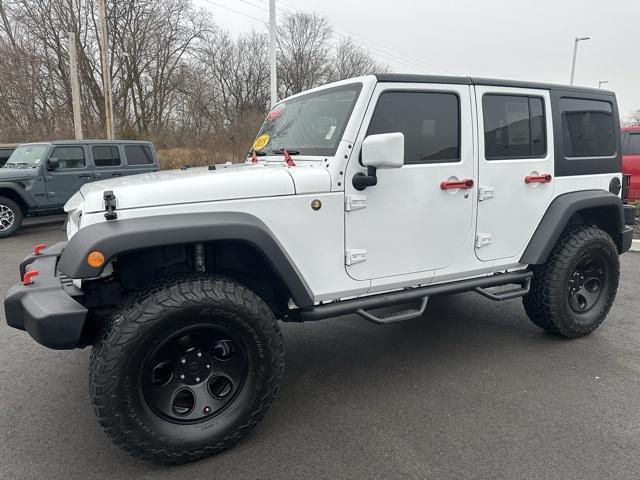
[93, 146, 121, 167]
[125, 145, 154, 165]
[482, 95, 546, 159]
[560, 98, 615, 158]
[366, 91, 460, 164]
[50, 146, 85, 169]
[626, 133, 640, 155]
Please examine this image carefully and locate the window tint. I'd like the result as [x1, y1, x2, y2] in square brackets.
[626, 133, 640, 155]
[366, 91, 460, 164]
[51, 146, 85, 169]
[483, 95, 546, 159]
[125, 145, 154, 165]
[561, 98, 615, 158]
[93, 146, 121, 167]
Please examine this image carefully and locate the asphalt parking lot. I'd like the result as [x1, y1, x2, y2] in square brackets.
[1, 221, 640, 480]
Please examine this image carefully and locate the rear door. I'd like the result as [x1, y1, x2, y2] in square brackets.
[623, 131, 640, 199]
[44, 145, 93, 206]
[90, 144, 124, 181]
[475, 86, 554, 261]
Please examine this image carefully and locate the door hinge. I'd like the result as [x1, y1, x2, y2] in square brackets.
[475, 233, 493, 248]
[345, 194, 367, 211]
[345, 248, 367, 266]
[478, 186, 495, 201]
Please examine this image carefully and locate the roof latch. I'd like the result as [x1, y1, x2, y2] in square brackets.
[104, 190, 117, 221]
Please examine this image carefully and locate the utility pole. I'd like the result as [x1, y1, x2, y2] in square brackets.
[68, 32, 83, 140]
[98, 0, 114, 139]
[569, 36, 590, 85]
[269, 0, 277, 107]
[598, 80, 609, 89]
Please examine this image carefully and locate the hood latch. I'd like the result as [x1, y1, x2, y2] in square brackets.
[104, 190, 117, 220]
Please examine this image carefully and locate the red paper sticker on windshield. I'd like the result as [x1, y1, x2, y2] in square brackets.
[267, 104, 285, 120]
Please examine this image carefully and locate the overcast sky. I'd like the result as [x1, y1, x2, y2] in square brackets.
[196, 0, 639, 117]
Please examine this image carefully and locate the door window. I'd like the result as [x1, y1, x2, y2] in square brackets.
[125, 145, 154, 165]
[50, 146, 85, 169]
[625, 133, 640, 155]
[482, 95, 546, 159]
[93, 146, 121, 167]
[367, 91, 460, 164]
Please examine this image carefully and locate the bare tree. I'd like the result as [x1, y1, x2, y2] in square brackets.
[624, 110, 640, 127]
[277, 12, 333, 97]
[328, 36, 385, 82]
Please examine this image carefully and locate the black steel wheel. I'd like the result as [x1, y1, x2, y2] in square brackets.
[523, 226, 619, 338]
[90, 276, 284, 465]
[143, 325, 248, 423]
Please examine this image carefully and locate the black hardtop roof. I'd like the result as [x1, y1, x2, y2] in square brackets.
[374, 74, 614, 96]
[19, 139, 154, 146]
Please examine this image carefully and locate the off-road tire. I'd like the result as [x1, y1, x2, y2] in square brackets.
[0, 196, 23, 238]
[523, 226, 619, 338]
[89, 275, 284, 465]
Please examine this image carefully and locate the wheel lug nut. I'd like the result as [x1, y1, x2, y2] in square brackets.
[197, 352, 202, 358]
[206, 364, 210, 369]
[195, 377, 200, 382]
[203, 406, 211, 414]
[179, 374, 185, 380]
[180, 358, 186, 364]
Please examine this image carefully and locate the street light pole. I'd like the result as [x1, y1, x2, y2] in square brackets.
[569, 36, 590, 85]
[269, 0, 277, 108]
[598, 80, 609, 89]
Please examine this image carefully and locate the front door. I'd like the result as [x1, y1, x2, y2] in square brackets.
[345, 83, 475, 281]
[45, 145, 93, 207]
[474, 86, 555, 261]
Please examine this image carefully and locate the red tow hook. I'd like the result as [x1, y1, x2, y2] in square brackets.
[23, 270, 39, 285]
[283, 149, 296, 167]
[34, 243, 47, 256]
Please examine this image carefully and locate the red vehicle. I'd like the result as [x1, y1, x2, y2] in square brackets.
[622, 126, 640, 200]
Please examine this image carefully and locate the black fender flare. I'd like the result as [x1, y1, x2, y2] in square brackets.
[0, 182, 36, 209]
[520, 190, 626, 265]
[58, 212, 314, 308]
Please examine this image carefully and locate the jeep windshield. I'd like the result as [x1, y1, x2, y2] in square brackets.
[253, 83, 362, 157]
[3, 144, 48, 168]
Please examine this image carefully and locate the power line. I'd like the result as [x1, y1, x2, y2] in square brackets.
[260, 0, 456, 75]
[201, 0, 267, 24]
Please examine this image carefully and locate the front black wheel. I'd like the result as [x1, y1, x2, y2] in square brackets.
[90, 276, 284, 464]
[523, 226, 620, 338]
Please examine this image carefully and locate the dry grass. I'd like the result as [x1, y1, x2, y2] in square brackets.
[156, 147, 240, 170]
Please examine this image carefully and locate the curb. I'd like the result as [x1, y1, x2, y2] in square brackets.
[631, 239, 640, 252]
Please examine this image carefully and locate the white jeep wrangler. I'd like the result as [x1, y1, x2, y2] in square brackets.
[4, 74, 636, 464]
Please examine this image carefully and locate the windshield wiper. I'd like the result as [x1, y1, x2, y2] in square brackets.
[4, 162, 28, 168]
[272, 149, 300, 155]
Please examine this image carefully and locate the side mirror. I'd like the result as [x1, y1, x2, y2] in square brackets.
[353, 132, 404, 190]
[362, 132, 404, 169]
[47, 158, 59, 170]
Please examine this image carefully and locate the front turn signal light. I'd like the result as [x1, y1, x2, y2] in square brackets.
[87, 251, 105, 268]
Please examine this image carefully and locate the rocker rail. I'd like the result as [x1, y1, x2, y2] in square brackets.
[286, 270, 534, 323]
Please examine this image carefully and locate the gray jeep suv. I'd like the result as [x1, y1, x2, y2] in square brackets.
[0, 140, 158, 238]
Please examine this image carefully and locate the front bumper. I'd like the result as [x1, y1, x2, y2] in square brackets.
[4, 242, 88, 350]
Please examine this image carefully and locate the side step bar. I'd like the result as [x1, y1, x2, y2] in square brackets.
[357, 296, 429, 325]
[286, 270, 533, 323]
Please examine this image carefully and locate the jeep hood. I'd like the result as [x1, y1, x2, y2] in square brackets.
[77, 164, 331, 213]
[0, 167, 39, 181]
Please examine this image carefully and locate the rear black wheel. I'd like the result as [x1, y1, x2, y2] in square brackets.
[0, 196, 23, 238]
[90, 276, 284, 464]
[523, 226, 619, 338]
